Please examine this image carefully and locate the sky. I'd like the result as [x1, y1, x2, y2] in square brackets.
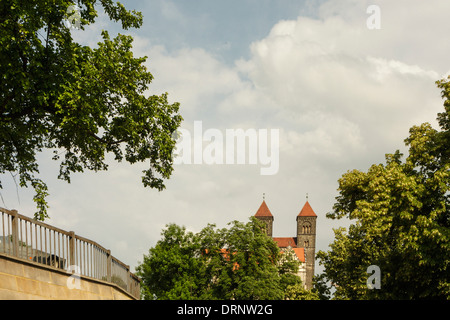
[2, 0, 450, 275]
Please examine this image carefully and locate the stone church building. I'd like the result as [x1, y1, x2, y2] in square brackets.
[254, 199, 317, 290]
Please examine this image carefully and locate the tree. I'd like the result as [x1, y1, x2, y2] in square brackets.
[284, 283, 320, 300]
[316, 76, 450, 299]
[0, 0, 182, 220]
[135, 224, 205, 300]
[136, 218, 306, 300]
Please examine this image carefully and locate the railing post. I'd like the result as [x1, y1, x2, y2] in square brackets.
[106, 250, 112, 282]
[69, 231, 75, 269]
[11, 210, 19, 257]
[126, 265, 131, 292]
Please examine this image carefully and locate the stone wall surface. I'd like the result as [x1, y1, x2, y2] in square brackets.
[0, 254, 135, 300]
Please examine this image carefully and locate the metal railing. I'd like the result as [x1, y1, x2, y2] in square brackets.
[0, 207, 140, 299]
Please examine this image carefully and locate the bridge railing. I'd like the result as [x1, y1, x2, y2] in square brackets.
[0, 207, 140, 299]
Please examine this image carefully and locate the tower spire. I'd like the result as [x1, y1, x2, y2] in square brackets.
[254, 196, 274, 237]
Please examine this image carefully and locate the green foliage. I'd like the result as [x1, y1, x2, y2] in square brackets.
[136, 224, 204, 300]
[317, 76, 450, 300]
[285, 283, 320, 300]
[312, 274, 332, 300]
[136, 218, 313, 300]
[0, 0, 182, 220]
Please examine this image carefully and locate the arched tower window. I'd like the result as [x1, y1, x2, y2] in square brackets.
[302, 222, 311, 234]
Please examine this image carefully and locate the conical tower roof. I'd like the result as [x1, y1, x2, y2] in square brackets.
[255, 200, 273, 217]
[298, 201, 317, 217]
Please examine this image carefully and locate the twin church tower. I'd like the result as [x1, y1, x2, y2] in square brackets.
[254, 197, 317, 290]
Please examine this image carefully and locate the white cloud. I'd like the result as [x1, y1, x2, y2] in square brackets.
[235, 5, 443, 159]
[142, 44, 246, 122]
[282, 114, 365, 160]
[367, 57, 439, 82]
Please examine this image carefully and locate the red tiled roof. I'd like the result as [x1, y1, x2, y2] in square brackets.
[273, 237, 297, 248]
[292, 248, 305, 263]
[298, 201, 317, 217]
[278, 245, 305, 263]
[254, 200, 273, 217]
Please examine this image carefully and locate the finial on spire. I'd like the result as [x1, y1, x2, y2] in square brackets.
[306, 193, 309, 201]
[263, 193, 266, 201]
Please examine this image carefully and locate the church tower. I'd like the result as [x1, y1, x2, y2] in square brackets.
[296, 200, 317, 290]
[253, 196, 317, 290]
[254, 199, 274, 237]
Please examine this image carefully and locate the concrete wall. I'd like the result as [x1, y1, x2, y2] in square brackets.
[0, 253, 136, 300]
